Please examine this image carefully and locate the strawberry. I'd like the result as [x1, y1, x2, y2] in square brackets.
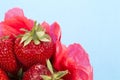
[22, 63, 50, 80]
[14, 22, 55, 68]
[0, 36, 18, 74]
[0, 68, 9, 80]
[53, 42, 93, 80]
[23, 60, 68, 80]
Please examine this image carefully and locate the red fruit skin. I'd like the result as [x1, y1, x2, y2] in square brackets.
[22, 64, 50, 80]
[14, 38, 55, 68]
[0, 68, 9, 80]
[0, 8, 34, 37]
[0, 38, 18, 74]
[53, 42, 93, 80]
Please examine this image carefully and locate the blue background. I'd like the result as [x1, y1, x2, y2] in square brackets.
[0, 0, 120, 80]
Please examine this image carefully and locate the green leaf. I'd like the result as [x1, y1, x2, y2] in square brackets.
[35, 25, 38, 31]
[33, 39, 40, 45]
[24, 36, 32, 46]
[17, 68, 23, 76]
[20, 33, 30, 44]
[39, 34, 51, 42]
[47, 59, 54, 74]
[40, 37, 50, 42]
[44, 34, 51, 39]
[54, 70, 69, 79]
[38, 25, 45, 31]
[36, 31, 45, 38]
[34, 21, 37, 26]
[17, 68, 23, 80]
[40, 75, 52, 80]
[19, 21, 51, 46]
[41, 59, 69, 80]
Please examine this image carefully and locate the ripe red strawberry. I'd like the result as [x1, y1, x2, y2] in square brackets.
[0, 37, 18, 74]
[23, 60, 68, 80]
[22, 63, 50, 80]
[14, 22, 55, 68]
[0, 68, 9, 80]
[53, 42, 93, 80]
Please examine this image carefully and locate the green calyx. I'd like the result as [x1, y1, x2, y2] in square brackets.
[7, 68, 23, 80]
[20, 21, 51, 46]
[40, 60, 69, 80]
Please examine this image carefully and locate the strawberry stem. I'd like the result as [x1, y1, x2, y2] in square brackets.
[41, 59, 68, 80]
[19, 21, 51, 46]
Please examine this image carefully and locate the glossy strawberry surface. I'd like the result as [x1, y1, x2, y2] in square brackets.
[14, 38, 55, 68]
[0, 68, 9, 80]
[22, 64, 50, 80]
[0, 38, 18, 74]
